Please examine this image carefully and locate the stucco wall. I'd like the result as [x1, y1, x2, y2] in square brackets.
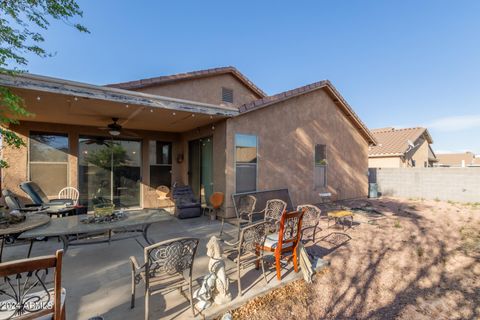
[134, 74, 261, 107]
[410, 138, 430, 167]
[368, 156, 402, 168]
[1, 121, 182, 208]
[224, 88, 370, 217]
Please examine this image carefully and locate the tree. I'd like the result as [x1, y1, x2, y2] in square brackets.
[0, 0, 88, 168]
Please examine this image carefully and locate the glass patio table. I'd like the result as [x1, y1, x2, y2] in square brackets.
[18, 209, 170, 254]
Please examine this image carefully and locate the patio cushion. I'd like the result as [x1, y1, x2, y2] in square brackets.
[263, 233, 293, 249]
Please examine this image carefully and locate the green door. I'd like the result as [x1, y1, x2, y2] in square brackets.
[188, 137, 213, 205]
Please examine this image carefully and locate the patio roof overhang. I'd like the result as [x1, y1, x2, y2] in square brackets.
[0, 73, 239, 132]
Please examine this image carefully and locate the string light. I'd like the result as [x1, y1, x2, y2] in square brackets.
[36, 96, 41, 101]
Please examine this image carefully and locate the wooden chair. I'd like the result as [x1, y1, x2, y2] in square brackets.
[223, 221, 270, 296]
[130, 237, 199, 320]
[219, 194, 256, 237]
[0, 250, 65, 319]
[258, 210, 304, 280]
[58, 187, 79, 206]
[297, 204, 322, 242]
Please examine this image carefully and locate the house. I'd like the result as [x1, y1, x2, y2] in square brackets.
[435, 152, 480, 167]
[0, 66, 376, 217]
[368, 127, 437, 168]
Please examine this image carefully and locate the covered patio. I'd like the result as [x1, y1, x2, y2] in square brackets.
[0, 72, 236, 210]
[0, 211, 334, 319]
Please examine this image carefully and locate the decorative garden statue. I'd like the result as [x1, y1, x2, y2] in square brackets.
[193, 236, 231, 310]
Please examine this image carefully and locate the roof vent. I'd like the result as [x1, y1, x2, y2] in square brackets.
[222, 87, 233, 103]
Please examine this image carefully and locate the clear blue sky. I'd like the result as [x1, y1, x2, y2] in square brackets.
[21, 0, 480, 154]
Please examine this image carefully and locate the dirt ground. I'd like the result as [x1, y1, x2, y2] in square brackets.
[229, 197, 480, 320]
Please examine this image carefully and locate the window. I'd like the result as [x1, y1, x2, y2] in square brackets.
[29, 132, 69, 197]
[235, 134, 257, 193]
[222, 87, 234, 103]
[314, 144, 327, 189]
[149, 141, 172, 187]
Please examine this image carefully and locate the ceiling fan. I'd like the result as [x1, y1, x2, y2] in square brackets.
[98, 117, 139, 137]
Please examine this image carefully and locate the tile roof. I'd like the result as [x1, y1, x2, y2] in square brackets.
[436, 152, 478, 166]
[105, 66, 266, 98]
[368, 127, 432, 157]
[238, 80, 377, 145]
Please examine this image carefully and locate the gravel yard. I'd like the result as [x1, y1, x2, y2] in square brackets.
[229, 197, 480, 320]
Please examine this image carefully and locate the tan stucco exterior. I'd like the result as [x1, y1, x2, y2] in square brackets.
[368, 156, 402, 168]
[134, 74, 261, 107]
[1, 69, 372, 215]
[368, 137, 434, 168]
[223, 88, 369, 217]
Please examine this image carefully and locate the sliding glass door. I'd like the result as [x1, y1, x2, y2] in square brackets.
[78, 136, 141, 209]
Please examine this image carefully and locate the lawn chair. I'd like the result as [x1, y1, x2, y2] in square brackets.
[219, 194, 257, 237]
[297, 204, 322, 242]
[20, 181, 76, 217]
[2, 189, 47, 213]
[130, 237, 199, 319]
[258, 210, 304, 280]
[0, 250, 66, 319]
[223, 221, 270, 296]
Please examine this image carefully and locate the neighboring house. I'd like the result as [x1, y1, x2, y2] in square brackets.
[368, 127, 437, 168]
[435, 152, 480, 167]
[0, 66, 376, 217]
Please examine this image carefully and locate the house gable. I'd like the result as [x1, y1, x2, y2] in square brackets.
[106, 67, 265, 107]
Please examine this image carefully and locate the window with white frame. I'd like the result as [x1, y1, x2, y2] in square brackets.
[149, 141, 172, 187]
[29, 132, 69, 197]
[314, 144, 327, 189]
[235, 134, 257, 193]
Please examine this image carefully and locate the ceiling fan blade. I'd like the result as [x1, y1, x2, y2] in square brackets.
[122, 129, 140, 138]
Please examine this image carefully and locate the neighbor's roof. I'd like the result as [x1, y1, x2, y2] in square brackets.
[106, 66, 267, 98]
[436, 152, 477, 166]
[368, 127, 433, 157]
[237, 80, 377, 145]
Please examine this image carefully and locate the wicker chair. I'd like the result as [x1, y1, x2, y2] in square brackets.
[223, 221, 270, 296]
[258, 210, 304, 280]
[297, 204, 322, 242]
[219, 194, 257, 237]
[0, 250, 66, 319]
[130, 237, 199, 319]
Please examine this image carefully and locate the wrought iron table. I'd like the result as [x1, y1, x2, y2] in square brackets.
[0, 213, 51, 262]
[19, 209, 170, 254]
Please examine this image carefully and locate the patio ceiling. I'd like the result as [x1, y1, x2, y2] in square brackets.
[0, 73, 238, 132]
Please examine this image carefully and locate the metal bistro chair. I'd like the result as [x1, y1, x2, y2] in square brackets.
[58, 187, 80, 206]
[297, 204, 322, 243]
[0, 250, 66, 319]
[130, 237, 199, 319]
[263, 199, 287, 232]
[223, 221, 270, 296]
[258, 210, 304, 280]
[219, 194, 257, 237]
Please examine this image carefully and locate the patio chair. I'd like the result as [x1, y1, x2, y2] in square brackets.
[58, 187, 80, 206]
[2, 189, 47, 212]
[156, 185, 171, 201]
[20, 181, 76, 217]
[258, 209, 304, 280]
[0, 250, 66, 319]
[171, 186, 202, 219]
[130, 237, 199, 319]
[223, 220, 270, 296]
[219, 194, 257, 237]
[203, 192, 224, 218]
[297, 204, 322, 242]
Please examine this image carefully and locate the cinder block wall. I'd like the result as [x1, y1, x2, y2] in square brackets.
[371, 167, 480, 202]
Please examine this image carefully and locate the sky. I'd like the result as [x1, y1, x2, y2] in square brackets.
[17, 0, 480, 154]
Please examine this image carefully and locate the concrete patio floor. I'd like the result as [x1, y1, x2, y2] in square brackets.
[1, 210, 329, 320]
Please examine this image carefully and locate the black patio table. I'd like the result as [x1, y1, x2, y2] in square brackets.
[18, 209, 170, 254]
